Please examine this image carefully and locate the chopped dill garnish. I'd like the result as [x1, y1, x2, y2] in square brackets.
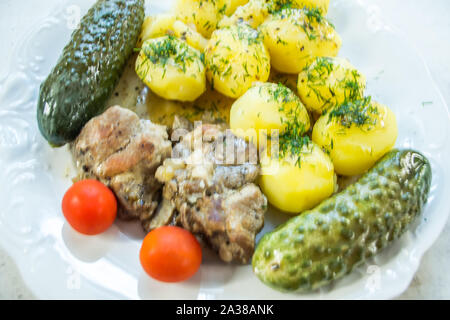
[266, 83, 312, 167]
[304, 7, 324, 24]
[328, 97, 378, 128]
[203, 20, 212, 30]
[303, 58, 364, 110]
[143, 36, 178, 66]
[307, 57, 334, 81]
[235, 24, 263, 45]
[206, 25, 265, 83]
[278, 111, 312, 167]
[222, 65, 233, 77]
[141, 35, 198, 76]
[267, 0, 294, 14]
[267, 82, 296, 103]
[218, 3, 227, 15]
[276, 37, 288, 45]
[271, 6, 334, 41]
[342, 70, 363, 101]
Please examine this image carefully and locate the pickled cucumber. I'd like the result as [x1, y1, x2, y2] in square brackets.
[252, 149, 432, 291]
[37, 0, 145, 146]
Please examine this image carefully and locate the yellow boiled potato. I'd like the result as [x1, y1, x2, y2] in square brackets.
[175, 0, 228, 38]
[219, 0, 330, 29]
[295, 0, 329, 14]
[138, 15, 208, 51]
[219, 0, 269, 29]
[259, 7, 341, 74]
[259, 142, 335, 214]
[230, 82, 310, 146]
[298, 57, 366, 114]
[312, 99, 398, 176]
[136, 36, 206, 102]
[138, 15, 177, 47]
[226, 0, 250, 15]
[172, 20, 209, 51]
[205, 24, 270, 98]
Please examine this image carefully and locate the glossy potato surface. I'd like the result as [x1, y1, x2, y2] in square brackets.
[312, 99, 398, 176]
[205, 25, 270, 98]
[136, 36, 206, 101]
[298, 57, 366, 114]
[230, 82, 310, 145]
[260, 142, 335, 214]
[260, 7, 341, 74]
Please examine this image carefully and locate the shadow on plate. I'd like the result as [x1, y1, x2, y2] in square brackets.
[114, 219, 147, 240]
[61, 222, 119, 263]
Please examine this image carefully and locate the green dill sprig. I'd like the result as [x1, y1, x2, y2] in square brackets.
[234, 24, 263, 46]
[268, 83, 312, 167]
[267, 82, 296, 103]
[302, 58, 365, 111]
[271, 6, 334, 41]
[304, 7, 324, 24]
[141, 35, 198, 76]
[308, 57, 334, 78]
[341, 69, 364, 101]
[278, 123, 312, 167]
[267, 0, 294, 14]
[218, 3, 227, 15]
[327, 96, 379, 128]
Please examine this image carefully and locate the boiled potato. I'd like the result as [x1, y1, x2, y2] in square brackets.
[138, 14, 208, 51]
[295, 0, 329, 14]
[259, 7, 341, 74]
[172, 20, 209, 51]
[138, 14, 177, 47]
[230, 82, 310, 146]
[219, 0, 270, 29]
[312, 98, 398, 176]
[259, 142, 335, 214]
[226, 0, 250, 15]
[205, 24, 270, 98]
[175, 0, 228, 38]
[219, 0, 330, 29]
[136, 36, 206, 102]
[298, 57, 366, 114]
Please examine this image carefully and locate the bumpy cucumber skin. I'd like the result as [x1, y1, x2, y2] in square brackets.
[252, 149, 432, 292]
[37, 0, 145, 146]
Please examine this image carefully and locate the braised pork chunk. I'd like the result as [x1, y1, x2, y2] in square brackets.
[156, 124, 267, 264]
[71, 106, 172, 229]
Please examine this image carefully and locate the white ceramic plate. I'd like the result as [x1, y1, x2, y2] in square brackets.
[0, 0, 449, 299]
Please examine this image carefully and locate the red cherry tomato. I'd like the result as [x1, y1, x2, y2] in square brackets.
[62, 179, 117, 235]
[140, 226, 202, 283]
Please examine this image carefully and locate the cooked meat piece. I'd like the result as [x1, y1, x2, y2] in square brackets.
[156, 124, 267, 264]
[172, 115, 193, 133]
[71, 106, 172, 229]
[143, 198, 176, 231]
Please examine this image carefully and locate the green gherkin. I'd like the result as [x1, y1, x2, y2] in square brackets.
[252, 149, 432, 292]
[37, 0, 145, 146]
